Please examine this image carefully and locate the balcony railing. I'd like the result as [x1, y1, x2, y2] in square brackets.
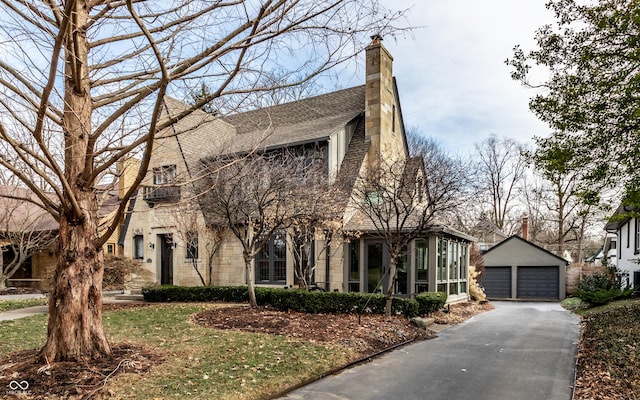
[142, 185, 181, 205]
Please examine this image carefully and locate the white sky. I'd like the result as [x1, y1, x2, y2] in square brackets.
[372, 0, 556, 155]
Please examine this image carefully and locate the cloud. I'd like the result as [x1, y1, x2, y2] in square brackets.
[379, 0, 556, 154]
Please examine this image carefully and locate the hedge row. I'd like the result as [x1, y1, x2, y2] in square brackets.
[141, 285, 447, 317]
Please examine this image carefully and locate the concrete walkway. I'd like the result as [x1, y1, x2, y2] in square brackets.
[280, 302, 581, 400]
[0, 292, 138, 322]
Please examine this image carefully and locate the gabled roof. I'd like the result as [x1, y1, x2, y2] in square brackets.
[604, 204, 637, 232]
[0, 184, 125, 235]
[163, 86, 366, 163]
[483, 235, 569, 265]
[0, 186, 57, 232]
[332, 116, 367, 211]
[470, 216, 508, 240]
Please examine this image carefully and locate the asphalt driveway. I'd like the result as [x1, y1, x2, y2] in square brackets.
[279, 302, 581, 400]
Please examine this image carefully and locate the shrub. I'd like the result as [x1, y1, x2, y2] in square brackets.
[103, 255, 150, 291]
[576, 288, 634, 306]
[577, 271, 616, 292]
[416, 292, 447, 315]
[576, 265, 634, 306]
[142, 285, 424, 317]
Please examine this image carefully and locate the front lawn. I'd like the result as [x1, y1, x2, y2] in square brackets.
[0, 304, 352, 399]
[0, 298, 48, 312]
[572, 298, 640, 399]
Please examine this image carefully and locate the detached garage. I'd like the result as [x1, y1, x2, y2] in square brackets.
[481, 236, 569, 300]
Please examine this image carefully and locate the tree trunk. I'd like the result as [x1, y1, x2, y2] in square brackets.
[385, 259, 397, 317]
[0, 250, 4, 289]
[244, 254, 258, 307]
[40, 211, 111, 362]
[39, 0, 111, 362]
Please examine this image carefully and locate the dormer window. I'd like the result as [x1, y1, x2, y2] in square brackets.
[153, 165, 177, 185]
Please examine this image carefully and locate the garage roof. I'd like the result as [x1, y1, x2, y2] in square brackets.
[484, 235, 569, 265]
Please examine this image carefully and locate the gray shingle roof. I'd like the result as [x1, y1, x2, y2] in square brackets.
[163, 86, 366, 162]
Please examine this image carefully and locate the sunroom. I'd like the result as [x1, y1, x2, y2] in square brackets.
[343, 228, 474, 303]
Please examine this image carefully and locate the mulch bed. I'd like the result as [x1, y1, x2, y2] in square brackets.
[0, 343, 160, 399]
[192, 306, 435, 357]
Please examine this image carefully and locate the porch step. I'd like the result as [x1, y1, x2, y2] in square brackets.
[114, 293, 145, 302]
[410, 317, 435, 330]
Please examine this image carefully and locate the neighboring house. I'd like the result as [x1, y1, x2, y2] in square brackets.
[122, 36, 473, 303]
[604, 204, 639, 288]
[482, 235, 569, 300]
[0, 175, 131, 290]
[0, 185, 58, 289]
[588, 232, 617, 266]
[470, 214, 508, 253]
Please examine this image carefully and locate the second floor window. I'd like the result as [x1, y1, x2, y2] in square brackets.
[153, 165, 177, 185]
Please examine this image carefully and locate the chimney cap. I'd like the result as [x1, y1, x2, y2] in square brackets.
[370, 34, 383, 44]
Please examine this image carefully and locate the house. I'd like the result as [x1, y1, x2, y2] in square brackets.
[482, 235, 569, 300]
[587, 232, 617, 266]
[604, 204, 639, 287]
[469, 214, 508, 253]
[122, 36, 473, 303]
[0, 185, 58, 289]
[0, 176, 130, 290]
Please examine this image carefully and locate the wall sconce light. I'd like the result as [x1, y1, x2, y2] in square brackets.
[149, 242, 155, 249]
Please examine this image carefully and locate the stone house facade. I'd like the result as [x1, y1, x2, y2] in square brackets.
[122, 37, 473, 302]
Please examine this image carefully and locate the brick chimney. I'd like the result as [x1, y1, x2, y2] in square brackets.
[365, 34, 394, 163]
[522, 215, 529, 241]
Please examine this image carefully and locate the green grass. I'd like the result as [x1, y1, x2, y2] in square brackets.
[0, 304, 351, 399]
[0, 298, 48, 312]
[560, 296, 584, 312]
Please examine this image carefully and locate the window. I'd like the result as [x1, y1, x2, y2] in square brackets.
[348, 240, 360, 292]
[459, 244, 468, 294]
[106, 244, 115, 254]
[392, 105, 396, 133]
[417, 177, 425, 204]
[635, 219, 639, 255]
[627, 222, 631, 249]
[133, 235, 144, 259]
[436, 238, 447, 293]
[186, 232, 198, 259]
[436, 238, 468, 296]
[394, 250, 409, 295]
[256, 230, 287, 283]
[415, 239, 429, 293]
[153, 165, 177, 185]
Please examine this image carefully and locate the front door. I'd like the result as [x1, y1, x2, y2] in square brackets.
[365, 241, 388, 294]
[160, 234, 173, 285]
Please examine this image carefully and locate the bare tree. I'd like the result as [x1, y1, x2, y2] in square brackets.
[473, 135, 528, 233]
[282, 147, 344, 291]
[199, 154, 304, 307]
[518, 172, 553, 245]
[0, 0, 405, 362]
[0, 187, 58, 289]
[169, 200, 223, 286]
[351, 135, 468, 316]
